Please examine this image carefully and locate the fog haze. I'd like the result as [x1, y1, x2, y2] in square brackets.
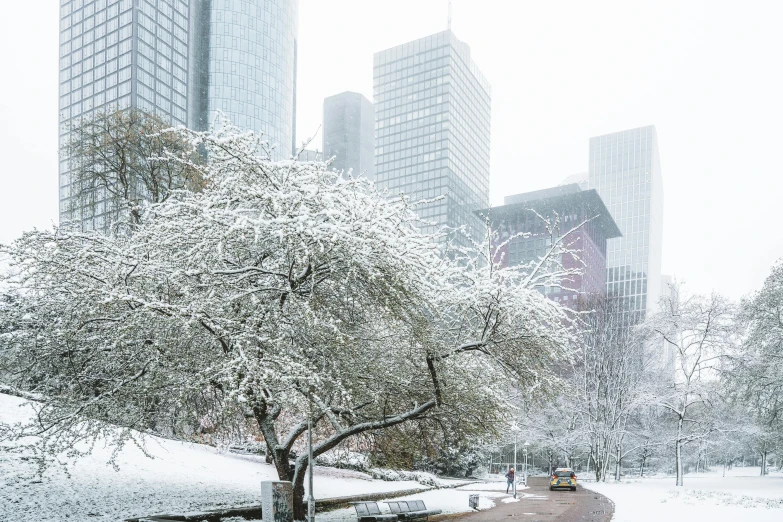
[1, 0, 781, 299]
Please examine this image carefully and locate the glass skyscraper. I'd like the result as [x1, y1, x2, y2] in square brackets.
[58, 0, 298, 229]
[587, 125, 663, 321]
[204, 0, 297, 160]
[323, 91, 374, 181]
[373, 30, 491, 247]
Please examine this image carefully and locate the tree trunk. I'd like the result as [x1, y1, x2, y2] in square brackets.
[675, 417, 684, 486]
[292, 462, 308, 522]
[587, 448, 592, 474]
[760, 449, 767, 476]
[614, 442, 621, 481]
[270, 446, 293, 481]
[640, 449, 648, 478]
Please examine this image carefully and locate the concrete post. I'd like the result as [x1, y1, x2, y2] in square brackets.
[261, 481, 293, 522]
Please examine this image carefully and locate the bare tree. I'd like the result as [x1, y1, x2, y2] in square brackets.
[567, 294, 650, 482]
[644, 283, 736, 486]
[64, 108, 203, 232]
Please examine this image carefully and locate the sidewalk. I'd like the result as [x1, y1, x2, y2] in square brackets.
[451, 477, 614, 522]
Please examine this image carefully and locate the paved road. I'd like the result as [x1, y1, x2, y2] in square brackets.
[445, 477, 614, 522]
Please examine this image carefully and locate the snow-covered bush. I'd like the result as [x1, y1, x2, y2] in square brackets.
[315, 450, 370, 472]
[367, 468, 440, 487]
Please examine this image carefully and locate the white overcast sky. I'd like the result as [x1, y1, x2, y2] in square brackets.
[1, 0, 782, 300]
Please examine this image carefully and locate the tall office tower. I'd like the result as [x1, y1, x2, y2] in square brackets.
[58, 0, 298, 230]
[323, 91, 374, 180]
[373, 30, 491, 246]
[200, 0, 298, 159]
[587, 125, 663, 322]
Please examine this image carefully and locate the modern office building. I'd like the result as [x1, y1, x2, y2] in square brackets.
[477, 184, 621, 308]
[323, 91, 374, 180]
[587, 125, 663, 321]
[373, 30, 491, 247]
[58, 0, 298, 229]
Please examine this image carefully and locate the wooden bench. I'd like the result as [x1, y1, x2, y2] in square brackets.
[351, 501, 399, 522]
[385, 500, 442, 520]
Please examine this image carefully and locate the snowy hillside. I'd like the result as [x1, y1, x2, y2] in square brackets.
[0, 393, 427, 521]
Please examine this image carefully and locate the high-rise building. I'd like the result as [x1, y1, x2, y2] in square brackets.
[587, 125, 663, 321]
[58, 0, 298, 229]
[297, 149, 322, 162]
[373, 30, 491, 247]
[323, 91, 374, 180]
[478, 184, 621, 308]
[199, 0, 298, 158]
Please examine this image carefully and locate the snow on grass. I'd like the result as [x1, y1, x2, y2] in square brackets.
[582, 468, 783, 522]
[0, 393, 425, 522]
[315, 481, 523, 522]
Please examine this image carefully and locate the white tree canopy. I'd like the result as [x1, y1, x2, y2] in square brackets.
[0, 118, 576, 519]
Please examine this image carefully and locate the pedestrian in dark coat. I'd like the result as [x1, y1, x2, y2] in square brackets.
[505, 468, 515, 494]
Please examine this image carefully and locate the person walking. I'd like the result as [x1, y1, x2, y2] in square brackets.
[505, 467, 515, 494]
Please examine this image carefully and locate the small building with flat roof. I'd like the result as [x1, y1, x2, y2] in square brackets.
[477, 184, 621, 307]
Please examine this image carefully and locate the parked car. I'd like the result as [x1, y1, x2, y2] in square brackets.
[549, 468, 577, 491]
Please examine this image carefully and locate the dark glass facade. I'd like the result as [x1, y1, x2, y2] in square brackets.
[479, 185, 621, 308]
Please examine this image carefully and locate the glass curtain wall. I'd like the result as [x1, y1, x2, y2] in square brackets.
[588, 125, 663, 322]
[373, 30, 491, 248]
[58, 0, 191, 231]
[207, 0, 298, 160]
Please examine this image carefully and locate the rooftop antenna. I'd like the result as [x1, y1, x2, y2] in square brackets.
[447, 0, 452, 30]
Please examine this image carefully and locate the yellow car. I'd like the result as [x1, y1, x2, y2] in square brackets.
[549, 468, 577, 491]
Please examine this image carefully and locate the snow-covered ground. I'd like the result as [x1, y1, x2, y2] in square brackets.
[317, 480, 529, 521]
[582, 467, 783, 522]
[0, 393, 443, 522]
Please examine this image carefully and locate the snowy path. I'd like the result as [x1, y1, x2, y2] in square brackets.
[582, 469, 783, 522]
[452, 477, 612, 522]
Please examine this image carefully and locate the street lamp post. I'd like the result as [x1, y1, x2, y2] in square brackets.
[513, 431, 518, 498]
[307, 389, 315, 522]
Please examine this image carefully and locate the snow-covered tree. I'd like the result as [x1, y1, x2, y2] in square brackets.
[624, 404, 670, 477]
[727, 261, 783, 474]
[517, 399, 585, 474]
[644, 283, 736, 486]
[574, 295, 649, 481]
[1, 119, 576, 520]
